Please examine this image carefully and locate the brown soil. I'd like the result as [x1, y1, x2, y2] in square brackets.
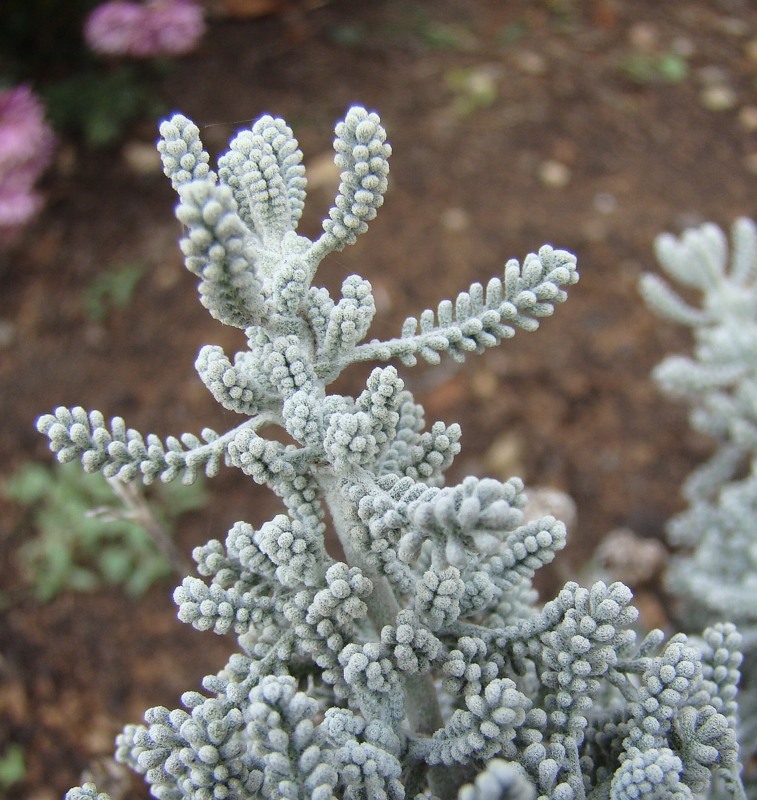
[1, 1, 756, 798]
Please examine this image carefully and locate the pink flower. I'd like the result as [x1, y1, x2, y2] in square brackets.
[0, 85, 55, 175]
[148, 0, 207, 55]
[0, 188, 43, 228]
[83, 1, 146, 57]
[85, 0, 206, 58]
[0, 86, 56, 244]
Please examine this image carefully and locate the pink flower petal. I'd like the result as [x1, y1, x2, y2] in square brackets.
[85, 0, 205, 58]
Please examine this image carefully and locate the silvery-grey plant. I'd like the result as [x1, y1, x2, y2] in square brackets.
[641, 217, 757, 776]
[41, 107, 746, 799]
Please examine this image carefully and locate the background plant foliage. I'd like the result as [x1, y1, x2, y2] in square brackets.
[4, 460, 206, 600]
[1, 0, 172, 148]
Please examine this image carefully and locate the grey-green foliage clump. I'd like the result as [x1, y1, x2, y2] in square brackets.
[43, 107, 746, 800]
[641, 217, 757, 774]
[4, 460, 204, 599]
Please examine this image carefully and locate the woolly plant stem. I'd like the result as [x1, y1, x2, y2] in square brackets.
[319, 473, 456, 794]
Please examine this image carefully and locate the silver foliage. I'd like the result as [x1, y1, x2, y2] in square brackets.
[642, 217, 757, 788]
[46, 110, 746, 800]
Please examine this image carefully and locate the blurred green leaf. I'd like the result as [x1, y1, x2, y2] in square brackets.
[84, 263, 144, 322]
[4, 462, 52, 504]
[42, 67, 164, 147]
[0, 743, 25, 789]
[388, 6, 476, 52]
[3, 460, 207, 601]
[445, 67, 499, 117]
[619, 52, 689, 85]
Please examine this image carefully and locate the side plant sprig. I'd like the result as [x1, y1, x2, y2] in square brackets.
[42, 107, 746, 800]
[641, 217, 757, 781]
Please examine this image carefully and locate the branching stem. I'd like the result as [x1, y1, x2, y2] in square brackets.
[319, 471, 460, 797]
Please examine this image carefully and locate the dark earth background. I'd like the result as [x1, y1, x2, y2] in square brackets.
[1, 1, 756, 797]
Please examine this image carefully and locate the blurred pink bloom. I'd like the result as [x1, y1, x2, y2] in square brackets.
[0, 85, 55, 173]
[85, 0, 206, 58]
[0, 189, 43, 228]
[0, 85, 56, 244]
[83, 1, 145, 56]
[148, 0, 207, 55]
